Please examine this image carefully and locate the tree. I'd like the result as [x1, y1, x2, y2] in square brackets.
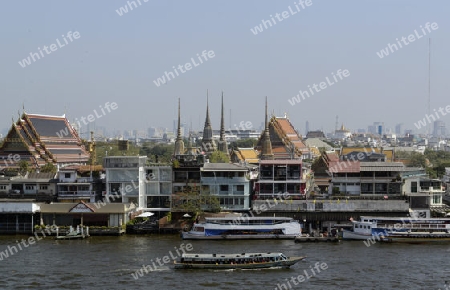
[172, 190, 221, 214]
[40, 162, 57, 174]
[139, 142, 174, 163]
[208, 151, 230, 163]
[229, 138, 256, 149]
[18, 160, 30, 175]
[408, 152, 426, 168]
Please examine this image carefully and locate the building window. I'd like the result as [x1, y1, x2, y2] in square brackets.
[236, 185, 244, 192]
[64, 173, 71, 179]
[411, 182, 417, 193]
[146, 169, 155, 181]
[433, 194, 441, 205]
[220, 185, 229, 192]
[40, 185, 48, 190]
[25, 185, 35, 190]
[0, 185, 6, 190]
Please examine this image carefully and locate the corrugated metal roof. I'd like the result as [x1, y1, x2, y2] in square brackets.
[202, 163, 248, 171]
[360, 162, 404, 171]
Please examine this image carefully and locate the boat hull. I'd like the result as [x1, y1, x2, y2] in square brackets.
[174, 257, 305, 270]
[380, 233, 450, 243]
[55, 234, 89, 240]
[342, 230, 373, 240]
[181, 232, 297, 240]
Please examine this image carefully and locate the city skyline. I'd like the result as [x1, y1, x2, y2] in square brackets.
[1, 1, 449, 137]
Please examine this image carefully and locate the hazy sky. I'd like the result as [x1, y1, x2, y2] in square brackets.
[1, 0, 449, 137]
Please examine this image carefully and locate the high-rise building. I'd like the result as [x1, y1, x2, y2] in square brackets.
[395, 123, 403, 136]
[433, 120, 446, 137]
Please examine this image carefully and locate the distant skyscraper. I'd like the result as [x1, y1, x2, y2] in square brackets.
[395, 123, 403, 136]
[148, 127, 156, 137]
[368, 122, 382, 135]
[305, 121, 309, 135]
[433, 120, 446, 137]
[377, 125, 383, 135]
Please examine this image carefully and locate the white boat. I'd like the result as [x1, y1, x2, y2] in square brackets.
[181, 217, 301, 240]
[342, 218, 378, 240]
[343, 216, 450, 242]
[174, 252, 305, 269]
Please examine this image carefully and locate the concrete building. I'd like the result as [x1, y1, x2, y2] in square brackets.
[200, 163, 252, 211]
[103, 156, 146, 208]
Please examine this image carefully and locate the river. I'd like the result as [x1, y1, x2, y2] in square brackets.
[0, 234, 448, 289]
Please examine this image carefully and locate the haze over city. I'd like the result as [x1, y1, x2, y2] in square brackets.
[1, 0, 449, 137]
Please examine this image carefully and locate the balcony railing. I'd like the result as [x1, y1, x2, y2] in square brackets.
[58, 191, 95, 197]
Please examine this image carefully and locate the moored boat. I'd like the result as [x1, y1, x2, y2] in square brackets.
[342, 218, 377, 240]
[181, 216, 301, 240]
[174, 252, 305, 270]
[343, 216, 450, 242]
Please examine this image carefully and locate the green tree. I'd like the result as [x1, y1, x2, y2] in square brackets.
[408, 152, 427, 168]
[94, 141, 141, 164]
[139, 142, 174, 163]
[40, 162, 57, 174]
[229, 138, 256, 149]
[209, 151, 230, 163]
[18, 160, 30, 175]
[172, 190, 221, 214]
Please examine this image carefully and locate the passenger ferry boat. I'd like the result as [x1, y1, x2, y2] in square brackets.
[343, 216, 450, 242]
[342, 217, 378, 240]
[181, 217, 301, 240]
[174, 252, 305, 270]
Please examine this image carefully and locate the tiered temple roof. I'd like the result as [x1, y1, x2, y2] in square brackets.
[230, 147, 259, 164]
[256, 113, 309, 160]
[0, 113, 90, 169]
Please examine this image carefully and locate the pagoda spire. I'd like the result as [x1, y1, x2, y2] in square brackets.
[201, 90, 216, 154]
[173, 98, 185, 156]
[260, 96, 273, 160]
[218, 92, 229, 155]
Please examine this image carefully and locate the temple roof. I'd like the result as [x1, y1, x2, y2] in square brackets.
[0, 112, 90, 168]
[231, 148, 259, 164]
[256, 115, 309, 159]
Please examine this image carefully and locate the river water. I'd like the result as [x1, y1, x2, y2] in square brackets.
[0, 234, 449, 290]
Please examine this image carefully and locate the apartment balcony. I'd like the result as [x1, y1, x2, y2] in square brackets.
[57, 191, 95, 199]
[201, 177, 248, 183]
